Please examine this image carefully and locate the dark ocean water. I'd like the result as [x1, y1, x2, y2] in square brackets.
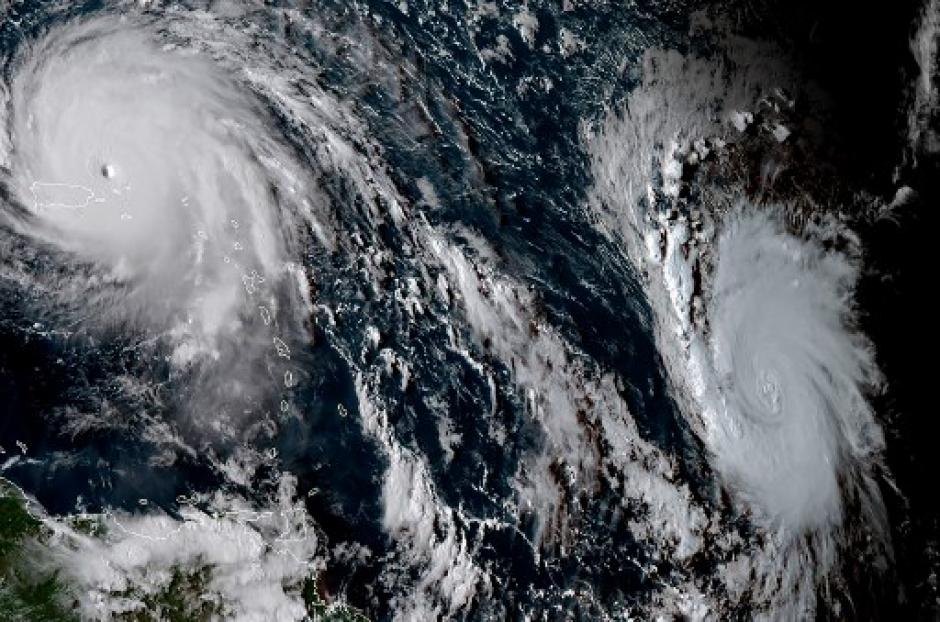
[0, 0, 935, 619]
[0, 1, 708, 616]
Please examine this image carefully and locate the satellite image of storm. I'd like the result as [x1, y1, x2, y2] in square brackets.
[0, 0, 936, 620]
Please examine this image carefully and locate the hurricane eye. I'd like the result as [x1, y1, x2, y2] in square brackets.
[756, 367, 783, 415]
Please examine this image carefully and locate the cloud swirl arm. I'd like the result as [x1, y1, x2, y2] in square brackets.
[705, 212, 885, 533]
[4, 16, 304, 364]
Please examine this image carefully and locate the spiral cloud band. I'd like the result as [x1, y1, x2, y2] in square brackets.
[0, 1, 915, 618]
[585, 45, 894, 614]
[5, 16, 300, 366]
[706, 212, 883, 532]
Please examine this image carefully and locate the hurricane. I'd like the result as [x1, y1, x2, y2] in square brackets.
[7, 14, 307, 374]
[0, 0, 935, 620]
[706, 211, 884, 534]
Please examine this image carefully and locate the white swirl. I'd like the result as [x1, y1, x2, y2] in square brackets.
[707, 212, 881, 532]
[0, 9, 499, 619]
[3, 16, 308, 364]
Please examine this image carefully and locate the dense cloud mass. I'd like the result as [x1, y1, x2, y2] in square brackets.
[0, 0, 935, 619]
[7, 17, 296, 362]
[706, 212, 884, 533]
